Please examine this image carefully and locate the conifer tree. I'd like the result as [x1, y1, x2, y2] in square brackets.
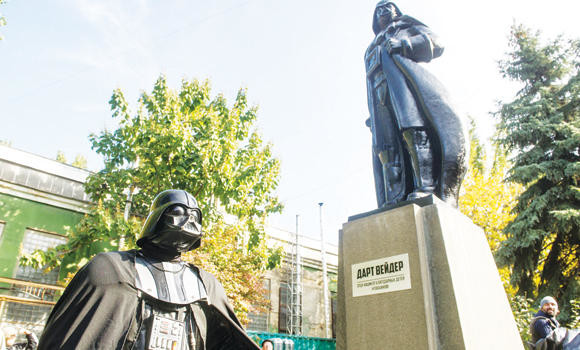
[495, 25, 580, 322]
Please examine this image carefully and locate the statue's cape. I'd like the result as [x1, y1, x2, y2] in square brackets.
[392, 53, 467, 201]
[366, 11, 468, 205]
[38, 250, 259, 350]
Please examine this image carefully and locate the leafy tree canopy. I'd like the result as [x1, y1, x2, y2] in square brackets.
[55, 150, 67, 163]
[72, 155, 88, 169]
[23, 75, 283, 323]
[495, 24, 580, 324]
[55, 151, 89, 169]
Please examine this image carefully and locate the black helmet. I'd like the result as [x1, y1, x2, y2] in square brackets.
[372, 1, 402, 35]
[137, 189, 203, 251]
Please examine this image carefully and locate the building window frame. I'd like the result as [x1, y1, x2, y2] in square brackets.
[278, 282, 289, 334]
[14, 227, 67, 285]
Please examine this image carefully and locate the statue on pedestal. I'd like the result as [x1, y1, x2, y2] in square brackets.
[365, 1, 468, 208]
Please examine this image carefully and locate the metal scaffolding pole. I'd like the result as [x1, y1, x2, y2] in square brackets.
[318, 202, 331, 338]
[287, 214, 303, 335]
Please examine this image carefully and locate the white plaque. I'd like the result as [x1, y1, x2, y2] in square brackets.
[351, 253, 411, 297]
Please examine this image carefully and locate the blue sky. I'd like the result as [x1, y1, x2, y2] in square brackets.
[1, 0, 579, 244]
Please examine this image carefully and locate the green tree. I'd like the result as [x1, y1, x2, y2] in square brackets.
[23, 76, 283, 324]
[459, 119, 523, 297]
[72, 154, 87, 169]
[55, 151, 88, 169]
[0, 0, 6, 40]
[495, 24, 580, 324]
[56, 150, 67, 163]
[509, 295, 535, 343]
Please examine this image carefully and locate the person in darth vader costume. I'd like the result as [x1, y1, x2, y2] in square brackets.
[38, 189, 260, 350]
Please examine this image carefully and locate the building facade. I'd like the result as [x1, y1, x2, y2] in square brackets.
[247, 226, 338, 338]
[0, 144, 91, 335]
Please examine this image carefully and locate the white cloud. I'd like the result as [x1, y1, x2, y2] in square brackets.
[61, 0, 158, 79]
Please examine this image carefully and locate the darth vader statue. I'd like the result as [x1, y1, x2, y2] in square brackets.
[365, 1, 468, 207]
[38, 189, 259, 350]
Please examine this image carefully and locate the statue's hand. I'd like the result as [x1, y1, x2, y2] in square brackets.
[385, 38, 403, 55]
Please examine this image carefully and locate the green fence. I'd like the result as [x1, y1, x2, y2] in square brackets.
[248, 331, 336, 350]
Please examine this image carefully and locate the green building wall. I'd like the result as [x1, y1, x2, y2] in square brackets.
[0, 192, 84, 280]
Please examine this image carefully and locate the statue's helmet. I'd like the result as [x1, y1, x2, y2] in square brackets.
[372, 1, 402, 35]
[137, 189, 203, 252]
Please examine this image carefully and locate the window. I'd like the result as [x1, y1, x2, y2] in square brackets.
[3, 228, 65, 338]
[278, 282, 289, 333]
[1, 301, 53, 336]
[15, 229, 67, 285]
[247, 279, 271, 332]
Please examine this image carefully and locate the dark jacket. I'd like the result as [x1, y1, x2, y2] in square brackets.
[38, 250, 259, 350]
[531, 310, 560, 343]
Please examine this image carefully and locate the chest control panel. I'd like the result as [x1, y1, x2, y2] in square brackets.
[147, 314, 185, 350]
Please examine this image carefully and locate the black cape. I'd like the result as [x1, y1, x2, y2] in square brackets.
[366, 14, 467, 206]
[38, 250, 259, 350]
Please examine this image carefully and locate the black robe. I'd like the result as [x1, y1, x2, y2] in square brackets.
[38, 250, 259, 350]
[365, 13, 468, 206]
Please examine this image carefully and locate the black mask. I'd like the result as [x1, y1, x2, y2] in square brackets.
[149, 204, 203, 254]
[376, 5, 399, 28]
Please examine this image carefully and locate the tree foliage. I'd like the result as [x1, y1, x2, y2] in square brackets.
[495, 24, 580, 323]
[509, 295, 535, 343]
[72, 155, 88, 169]
[0, 0, 6, 40]
[55, 151, 88, 169]
[23, 76, 283, 324]
[55, 151, 67, 164]
[459, 119, 523, 297]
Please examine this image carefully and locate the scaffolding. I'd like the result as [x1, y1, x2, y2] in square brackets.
[286, 215, 303, 335]
[0, 277, 64, 337]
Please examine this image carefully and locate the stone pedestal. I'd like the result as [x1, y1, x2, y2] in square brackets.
[337, 197, 523, 349]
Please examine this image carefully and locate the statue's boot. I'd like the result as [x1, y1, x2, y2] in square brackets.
[403, 129, 435, 200]
[378, 146, 406, 205]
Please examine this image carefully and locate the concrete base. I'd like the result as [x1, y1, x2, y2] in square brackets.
[337, 197, 523, 349]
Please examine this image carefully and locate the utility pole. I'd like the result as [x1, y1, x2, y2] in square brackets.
[318, 202, 330, 338]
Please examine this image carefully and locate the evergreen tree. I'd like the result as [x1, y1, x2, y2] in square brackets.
[495, 25, 580, 323]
